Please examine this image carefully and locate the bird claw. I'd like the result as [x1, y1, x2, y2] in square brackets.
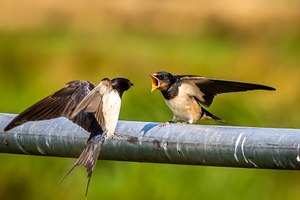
[159, 121, 174, 128]
[159, 121, 191, 128]
[113, 133, 129, 138]
[176, 121, 190, 125]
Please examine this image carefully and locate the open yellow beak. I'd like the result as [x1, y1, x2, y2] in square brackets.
[150, 74, 160, 92]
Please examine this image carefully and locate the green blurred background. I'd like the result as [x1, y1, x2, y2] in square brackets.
[0, 0, 300, 199]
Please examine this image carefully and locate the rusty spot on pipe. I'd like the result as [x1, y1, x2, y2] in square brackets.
[127, 136, 138, 144]
[3, 138, 8, 145]
[153, 140, 161, 149]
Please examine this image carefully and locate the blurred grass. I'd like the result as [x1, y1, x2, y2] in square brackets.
[0, 0, 300, 200]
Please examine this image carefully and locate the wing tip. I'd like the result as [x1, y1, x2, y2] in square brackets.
[4, 122, 18, 132]
[269, 87, 276, 91]
[3, 125, 12, 132]
[261, 85, 276, 91]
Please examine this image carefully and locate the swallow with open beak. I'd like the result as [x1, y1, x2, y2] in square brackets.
[150, 71, 275, 125]
[4, 77, 133, 196]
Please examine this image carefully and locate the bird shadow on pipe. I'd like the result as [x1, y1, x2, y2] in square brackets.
[139, 123, 160, 136]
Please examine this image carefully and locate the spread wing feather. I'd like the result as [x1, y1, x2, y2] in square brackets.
[177, 75, 275, 107]
[4, 80, 95, 132]
[71, 79, 112, 130]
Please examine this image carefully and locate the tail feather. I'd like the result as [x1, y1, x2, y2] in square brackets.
[60, 134, 105, 197]
[201, 107, 226, 123]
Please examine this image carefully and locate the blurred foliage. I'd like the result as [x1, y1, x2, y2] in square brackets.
[0, 0, 300, 200]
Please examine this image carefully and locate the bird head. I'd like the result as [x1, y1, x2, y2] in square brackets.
[111, 78, 133, 97]
[150, 71, 175, 92]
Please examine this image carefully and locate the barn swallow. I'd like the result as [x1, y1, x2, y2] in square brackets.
[4, 77, 133, 196]
[150, 71, 275, 125]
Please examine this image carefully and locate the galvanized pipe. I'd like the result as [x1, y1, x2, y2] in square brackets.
[0, 113, 300, 169]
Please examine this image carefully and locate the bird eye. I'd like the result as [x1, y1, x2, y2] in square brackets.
[160, 75, 165, 79]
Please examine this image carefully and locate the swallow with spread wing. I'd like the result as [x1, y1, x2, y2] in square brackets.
[4, 77, 133, 196]
[150, 71, 275, 125]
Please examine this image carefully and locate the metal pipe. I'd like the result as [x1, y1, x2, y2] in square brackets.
[0, 113, 300, 169]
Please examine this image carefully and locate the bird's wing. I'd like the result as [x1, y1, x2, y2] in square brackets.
[177, 75, 275, 107]
[71, 78, 112, 130]
[63, 79, 113, 195]
[4, 80, 95, 131]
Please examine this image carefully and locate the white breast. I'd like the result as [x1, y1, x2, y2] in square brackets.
[164, 84, 202, 123]
[102, 91, 121, 138]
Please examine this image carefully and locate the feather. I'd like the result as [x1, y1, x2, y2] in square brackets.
[177, 75, 275, 107]
[4, 80, 95, 132]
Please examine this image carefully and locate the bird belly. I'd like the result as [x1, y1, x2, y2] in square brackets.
[164, 96, 201, 123]
[102, 91, 121, 138]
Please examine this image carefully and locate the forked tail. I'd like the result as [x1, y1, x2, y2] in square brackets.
[201, 107, 226, 123]
[60, 134, 106, 196]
